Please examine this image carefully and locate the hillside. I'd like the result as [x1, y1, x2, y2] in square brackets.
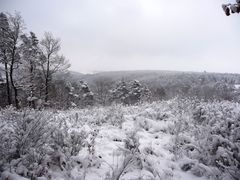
[68, 70, 240, 85]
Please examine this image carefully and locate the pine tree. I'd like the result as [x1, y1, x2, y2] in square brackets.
[65, 81, 78, 108]
[110, 80, 130, 104]
[20, 32, 42, 108]
[128, 80, 142, 104]
[128, 80, 151, 104]
[79, 80, 94, 107]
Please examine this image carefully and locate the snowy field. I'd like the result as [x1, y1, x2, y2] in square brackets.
[0, 98, 240, 180]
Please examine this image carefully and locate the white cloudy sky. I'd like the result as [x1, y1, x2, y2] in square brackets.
[0, 0, 240, 73]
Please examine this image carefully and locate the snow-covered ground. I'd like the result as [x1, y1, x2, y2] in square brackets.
[1, 99, 239, 180]
[63, 114, 206, 180]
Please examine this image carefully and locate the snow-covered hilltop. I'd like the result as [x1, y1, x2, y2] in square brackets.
[1, 98, 239, 180]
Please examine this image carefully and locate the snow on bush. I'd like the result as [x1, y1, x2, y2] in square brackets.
[0, 98, 239, 179]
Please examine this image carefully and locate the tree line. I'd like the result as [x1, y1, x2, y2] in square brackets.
[0, 12, 70, 109]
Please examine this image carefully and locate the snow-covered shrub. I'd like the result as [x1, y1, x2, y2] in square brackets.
[106, 105, 124, 128]
[106, 153, 140, 180]
[85, 129, 102, 169]
[50, 116, 89, 171]
[0, 108, 54, 177]
[135, 117, 151, 131]
[95, 105, 125, 127]
[69, 130, 88, 156]
[0, 108, 92, 179]
[51, 129, 88, 157]
[124, 131, 140, 152]
[169, 116, 192, 160]
[181, 101, 240, 179]
[192, 105, 207, 124]
[106, 131, 142, 180]
[138, 105, 170, 121]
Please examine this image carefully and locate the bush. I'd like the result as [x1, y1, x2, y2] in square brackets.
[181, 101, 240, 179]
[0, 108, 90, 179]
[0, 108, 54, 177]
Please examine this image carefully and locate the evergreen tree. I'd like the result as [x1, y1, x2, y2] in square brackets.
[79, 80, 94, 107]
[110, 80, 130, 104]
[20, 32, 42, 108]
[128, 80, 151, 104]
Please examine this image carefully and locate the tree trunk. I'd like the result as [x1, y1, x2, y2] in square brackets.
[3, 51, 12, 105]
[44, 55, 50, 102]
[29, 60, 36, 108]
[9, 46, 20, 109]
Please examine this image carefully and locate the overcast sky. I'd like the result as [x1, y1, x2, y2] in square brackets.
[0, 0, 240, 73]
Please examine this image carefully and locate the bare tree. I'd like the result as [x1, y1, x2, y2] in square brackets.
[40, 32, 70, 103]
[0, 12, 11, 105]
[0, 12, 25, 109]
[93, 77, 113, 105]
[8, 13, 25, 109]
